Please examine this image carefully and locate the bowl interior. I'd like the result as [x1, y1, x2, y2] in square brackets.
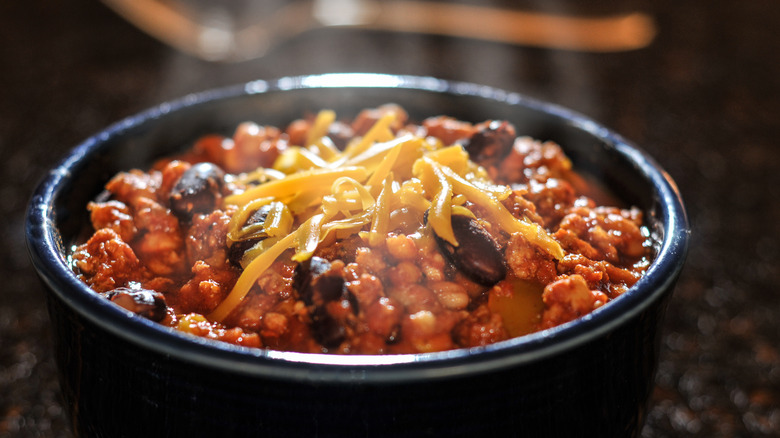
[29, 73, 688, 378]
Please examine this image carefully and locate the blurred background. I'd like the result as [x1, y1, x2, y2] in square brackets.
[2, 0, 778, 436]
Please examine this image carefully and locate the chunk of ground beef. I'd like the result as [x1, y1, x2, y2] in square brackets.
[540, 275, 608, 329]
[72, 228, 148, 292]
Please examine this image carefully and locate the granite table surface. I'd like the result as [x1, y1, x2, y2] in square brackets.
[1, 1, 779, 436]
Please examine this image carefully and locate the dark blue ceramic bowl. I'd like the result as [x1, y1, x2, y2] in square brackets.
[26, 73, 688, 437]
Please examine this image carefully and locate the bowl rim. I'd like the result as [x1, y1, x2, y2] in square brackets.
[26, 73, 689, 383]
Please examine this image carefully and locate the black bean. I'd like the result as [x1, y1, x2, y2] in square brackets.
[315, 275, 348, 303]
[227, 240, 256, 268]
[293, 256, 333, 299]
[459, 120, 516, 165]
[169, 162, 225, 220]
[102, 287, 167, 322]
[295, 257, 347, 306]
[310, 307, 346, 348]
[430, 213, 507, 286]
[294, 257, 357, 349]
[227, 204, 273, 267]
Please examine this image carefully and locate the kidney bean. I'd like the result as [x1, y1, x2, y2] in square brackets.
[169, 162, 225, 220]
[431, 213, 507, 286]
[102, 286, 167, 322]
[459, 120, 516, 165]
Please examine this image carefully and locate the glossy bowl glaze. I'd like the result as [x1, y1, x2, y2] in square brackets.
[26, 73, 688, 437]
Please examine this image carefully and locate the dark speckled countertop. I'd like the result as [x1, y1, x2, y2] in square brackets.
[2, 1, 779, 436]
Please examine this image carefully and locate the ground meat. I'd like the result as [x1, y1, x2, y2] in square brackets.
[521, 178, 577, 227]
[422, 116, 475, 146]
[88, 200, 137, 242]
[556, 205, 648, 266]
[540, 275, 608, 329]
[365, 297, 403, 339]
[176, 313, 263, 348]
[185, 209, 233, 267]
[158, 160, 190, 199]
[453, 304, 510, 348]
[72, 228, 148, 292]
[556, 254, 643, 298]
[286, 115, 358, 151]
[104, 169, 163, 208]
[132, 197, 186, 276]
[395, 308, 461, 353]
[497, 136, 572, 185]
[230, 122, 287, 172]
[352, 103, 409, 135]
[503, 191, 545, 227]
[172, 260, 235, 315]
[71, 105, 656, 354]
[169, 124, 288, 174]
[505, 233, 557, 285]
